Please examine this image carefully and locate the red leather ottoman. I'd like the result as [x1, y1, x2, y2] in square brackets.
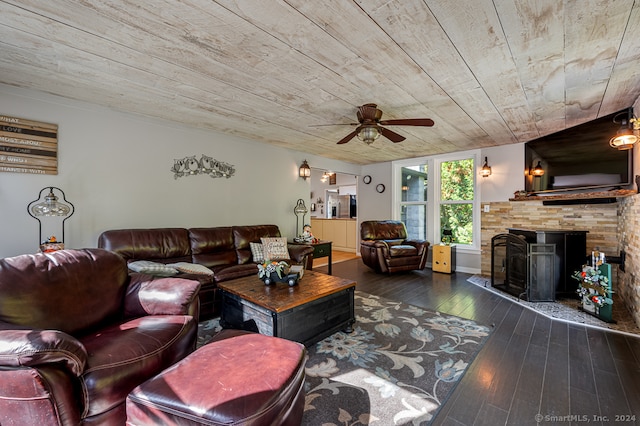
[126, 329, 306, 426]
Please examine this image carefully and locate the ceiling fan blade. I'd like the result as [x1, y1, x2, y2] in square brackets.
[379, 118, 434, 127]
[310, 122, 359, 127]
[380, 118, 433, 127]
[379, 126, 406, 143]
[337, 128, 360, 144]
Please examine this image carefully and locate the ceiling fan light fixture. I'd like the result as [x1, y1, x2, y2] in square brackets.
[320, 171, 334, 182]
[356, 126, 381, 145]
[331, 104, 433, 145]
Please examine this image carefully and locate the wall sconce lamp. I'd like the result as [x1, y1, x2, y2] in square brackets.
[480, 157, 492, 177]
[609, 107, 639, 150]
[530, 161, 545, 177]
[356, 125, 381, 145]
[299, 160, 311, 179]
[27, 186, 75, 249]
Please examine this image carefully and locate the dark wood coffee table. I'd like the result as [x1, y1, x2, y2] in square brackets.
[218, 270, 355, 346]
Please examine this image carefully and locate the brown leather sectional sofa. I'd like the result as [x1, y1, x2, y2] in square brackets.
[0, 248, 200, 425]
[98, 225, 314, 319]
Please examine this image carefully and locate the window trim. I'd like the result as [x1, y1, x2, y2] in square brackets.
[393, 150, 482, 251]
[397, 162, 429, 240]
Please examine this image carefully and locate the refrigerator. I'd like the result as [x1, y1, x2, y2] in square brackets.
[338, 195, 357, 218]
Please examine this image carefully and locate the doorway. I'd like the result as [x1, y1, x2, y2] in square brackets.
[308, 168, 359, 255]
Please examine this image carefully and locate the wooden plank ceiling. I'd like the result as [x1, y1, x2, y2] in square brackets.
[1, 0, 640, 165]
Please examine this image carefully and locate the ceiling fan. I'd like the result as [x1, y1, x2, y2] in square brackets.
[329, 103, 434, 145]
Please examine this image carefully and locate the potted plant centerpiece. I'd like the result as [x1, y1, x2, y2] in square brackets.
[257, 259, 299, 286]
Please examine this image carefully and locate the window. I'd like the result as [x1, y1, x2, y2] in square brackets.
[394, 151, 480, 250]
[400, 164, 428, 240]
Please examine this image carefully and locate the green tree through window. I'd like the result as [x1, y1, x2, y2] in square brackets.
[440, 158, 474, 245]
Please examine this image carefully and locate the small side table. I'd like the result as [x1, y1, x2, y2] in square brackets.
[291, 240, 332, 275]
[432, 244, 456, 274]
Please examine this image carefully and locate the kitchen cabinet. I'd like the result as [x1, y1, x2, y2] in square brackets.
[310, 218, 323, 239]
[310, 218, 357, 252]
[325, 220, 347, 248]
[346, 221, 357, 250]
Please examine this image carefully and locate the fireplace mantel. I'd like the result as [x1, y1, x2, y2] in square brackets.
[510, 189, 636, 202]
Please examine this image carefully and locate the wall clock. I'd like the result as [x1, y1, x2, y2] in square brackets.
[376, 184, 385, 193]
[363, 175, 372, 184]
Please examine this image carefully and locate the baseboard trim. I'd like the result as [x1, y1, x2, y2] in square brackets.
[426, 263, 479, 275]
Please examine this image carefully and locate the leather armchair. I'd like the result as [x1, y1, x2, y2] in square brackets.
[0, 248, 200, 425]
[360, 220, 430, 273]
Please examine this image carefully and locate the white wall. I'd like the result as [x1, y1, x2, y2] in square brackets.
[479, 143, 526, 201]
[358, 162, 393, 223]
[0, 85, 359, 258]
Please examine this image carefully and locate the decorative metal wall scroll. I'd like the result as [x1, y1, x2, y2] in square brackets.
[171, 155, 235, 179]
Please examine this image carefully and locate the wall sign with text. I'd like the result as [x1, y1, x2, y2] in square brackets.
[0, 114, 58, 175]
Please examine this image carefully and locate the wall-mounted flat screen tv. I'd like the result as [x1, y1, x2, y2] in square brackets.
[525, 108, 633, 195]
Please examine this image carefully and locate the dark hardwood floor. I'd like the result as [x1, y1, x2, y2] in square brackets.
[313, 259, 640, 426]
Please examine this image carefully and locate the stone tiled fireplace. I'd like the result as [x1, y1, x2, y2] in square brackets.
[481, 196, 640, 328]
[490, 229, 586, 302]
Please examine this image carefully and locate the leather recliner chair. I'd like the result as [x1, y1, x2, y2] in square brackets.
[0, 248, 200, 425]
[360, 220, 430, 273]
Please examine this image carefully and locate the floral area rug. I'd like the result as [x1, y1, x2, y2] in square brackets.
[198, 291, 492, 425]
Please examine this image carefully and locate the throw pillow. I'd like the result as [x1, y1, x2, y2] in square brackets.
[168, 262, 214, 276]
[128, 260, 179, 276]
[250, 242, 265, 263]
[260, 237, 289, 260]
